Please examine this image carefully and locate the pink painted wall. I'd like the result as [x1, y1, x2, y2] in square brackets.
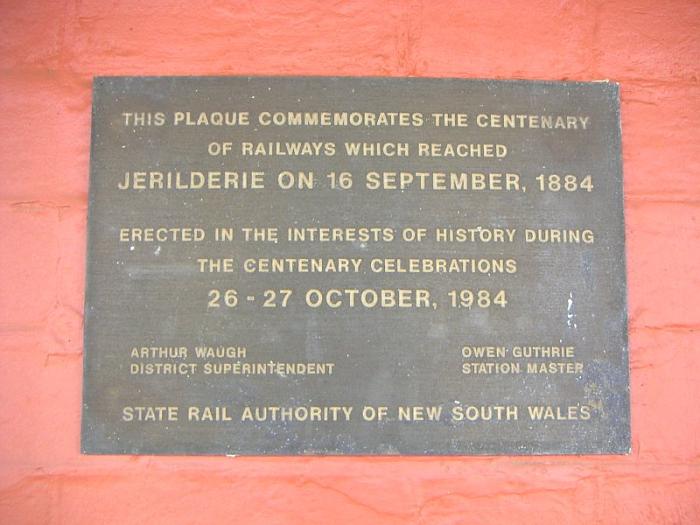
[1, 1, 698, 523]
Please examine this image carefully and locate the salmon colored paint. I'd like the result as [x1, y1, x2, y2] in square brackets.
[1, 1, 699, 523]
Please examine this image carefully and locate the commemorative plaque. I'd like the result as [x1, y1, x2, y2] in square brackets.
[82, 77, 630, 455]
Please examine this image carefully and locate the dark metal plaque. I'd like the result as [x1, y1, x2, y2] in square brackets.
[82, 77, 629, 455]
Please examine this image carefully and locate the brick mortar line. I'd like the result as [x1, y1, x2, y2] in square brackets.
[0, 67, 698, 87]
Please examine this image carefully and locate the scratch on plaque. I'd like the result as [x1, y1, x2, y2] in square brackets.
[567, 291, 578, 329]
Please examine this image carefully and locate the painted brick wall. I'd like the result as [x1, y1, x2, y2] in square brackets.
[0, 1, 698, 523]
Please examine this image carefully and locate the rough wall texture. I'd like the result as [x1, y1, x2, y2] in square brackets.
[0, 1, 698, 523]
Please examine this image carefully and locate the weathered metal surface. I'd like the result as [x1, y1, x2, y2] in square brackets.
[82, 77, 629, 455]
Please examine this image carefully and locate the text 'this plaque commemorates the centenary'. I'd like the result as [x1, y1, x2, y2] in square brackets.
[82, 77, 630, 455]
